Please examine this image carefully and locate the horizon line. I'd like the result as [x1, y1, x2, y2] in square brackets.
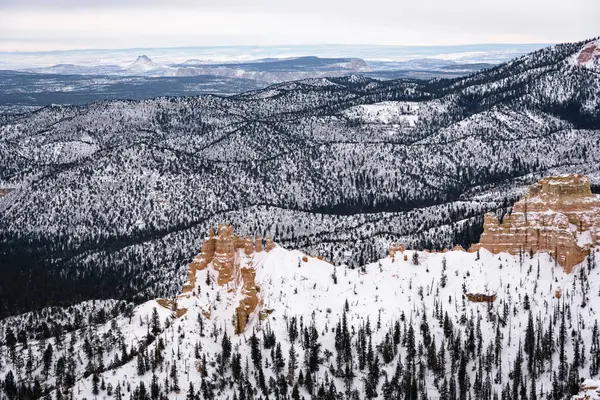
[0, 41, 558, 55]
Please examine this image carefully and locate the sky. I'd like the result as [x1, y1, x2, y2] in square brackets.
[0, 0, 598, 52]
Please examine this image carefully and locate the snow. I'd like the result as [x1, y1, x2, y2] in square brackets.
[577, 230, 594, 247]
[2, 242, 593, 399]
[343, 101, 420, 125]
[574, 379, 600, 400]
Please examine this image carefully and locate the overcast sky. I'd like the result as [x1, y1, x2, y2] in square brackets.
[0, 0, 597, 52]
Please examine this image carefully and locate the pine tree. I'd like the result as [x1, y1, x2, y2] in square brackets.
[273, 342, 285, 375]
[232, 353, 242, 381]
[558, 304, 567, 382]
[291, 383, 300, 400]
[137, 353, 146, 376]
[591, 320, 600, 376]
[222, 332, 232, 365]
[567, 364, 580, 397]
[305, 368, 314, 394]
[250, 330, 262, 368]
[4, 370, 17, 399]
[412, 251, 420, 265]
[439, 378, 449, 400]
[42, 343, 53, 380]
[288, 344, 298, 384]
[150, 374, 160, 400]
[458, 353, 469, 399]
[288, 316, 298, 343]
[186, 382, 195, 400]
[150, 307, 161, 337]
[92, 373, 100, 395]
[365, 355, 381, 399]
[170, 363, 180, 392]
[406, 324, 416, 372]
[524, 312, 535, 373]
[529, 376, 537, 400]
[115, 383, 123, 400]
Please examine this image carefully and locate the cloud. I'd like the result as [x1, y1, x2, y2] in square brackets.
[0, 0, 597, 51]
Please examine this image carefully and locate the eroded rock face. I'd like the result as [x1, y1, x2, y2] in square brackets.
[175, 225, 270, 333]
[181, 228, 216, 293]
[234, 264, 262, 334]
[576, 40, 600, 68]
[265, 235, 276, 252]
[389, 243, 405, 258]
[472, 175, 600, 273]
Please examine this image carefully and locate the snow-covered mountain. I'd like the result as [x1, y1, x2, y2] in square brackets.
[1, 210, 599, 399]
[127, 55, 160, 72]
[0, 38, 599, 323]
[125, 55, 174, 76]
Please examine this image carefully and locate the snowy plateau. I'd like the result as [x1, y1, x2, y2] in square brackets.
[0, 38, 600, 400]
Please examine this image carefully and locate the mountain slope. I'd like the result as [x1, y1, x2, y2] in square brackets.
[1, 230, 598, 399]
[0, 39, 600, 316]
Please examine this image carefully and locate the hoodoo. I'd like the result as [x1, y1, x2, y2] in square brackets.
[175, 224, 276, 333]
[471, 174, 600, 273]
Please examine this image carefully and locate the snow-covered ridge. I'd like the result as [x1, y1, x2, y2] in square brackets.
[1, 234, 598, 399]
[342, 101, 421, 126]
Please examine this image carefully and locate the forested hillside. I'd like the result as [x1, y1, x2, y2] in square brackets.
[0, 38, 599, 317]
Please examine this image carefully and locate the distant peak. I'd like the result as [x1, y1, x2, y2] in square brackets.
[135, 55, 152, 63]
[127, 55, 158, 71]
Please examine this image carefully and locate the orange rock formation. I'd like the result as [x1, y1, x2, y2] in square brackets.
[234, 264, 262, 334]
[471, 175, 600, 273]
[265, 235, 276, 252]
[389, 243, 406, 258]
[175, 224, 273, 334]
[465, 293, 497, 303]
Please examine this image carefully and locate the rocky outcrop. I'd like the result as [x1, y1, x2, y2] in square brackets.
[471, 175, 600, 273]
[234, 263, 261, 334]
[181, 228, 215, 294]
[465, 293, 497, 303]
[265, 235, 276, 252]
[175, 225, 272, 333]
[575, 40, 600, 69]
[389, 243, 405, 258]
